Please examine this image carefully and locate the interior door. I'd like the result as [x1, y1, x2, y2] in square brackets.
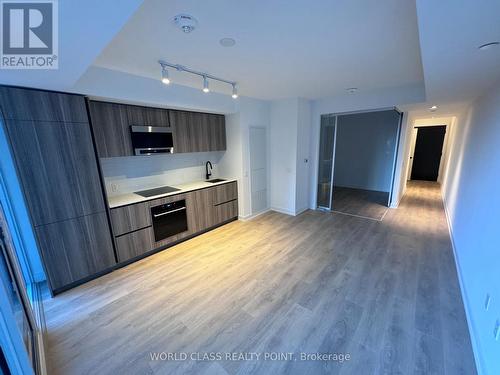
[410, 126, 446, 181]
[249, 127, 267, 214]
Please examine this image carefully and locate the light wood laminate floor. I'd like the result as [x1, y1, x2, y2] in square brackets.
[43, 181, 476, 375]
[332, 186, 389, 220]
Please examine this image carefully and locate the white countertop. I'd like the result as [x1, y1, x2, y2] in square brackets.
[107, 178, 238, 209]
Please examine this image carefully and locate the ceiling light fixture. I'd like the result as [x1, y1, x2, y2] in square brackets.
[346, 87, 358, 94]
[202, 76, 210, 93]
[220, 37, 236, 47]
[478, 41, 499, 50]
[158, 60, 238, 99]
[161, 66, 170, 85]
[430, 105, 438, 111]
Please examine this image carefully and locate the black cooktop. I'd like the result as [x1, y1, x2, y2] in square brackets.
[134, 186, 180, 197]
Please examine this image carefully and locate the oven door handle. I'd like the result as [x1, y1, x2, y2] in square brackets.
[153, 207, 186, 218]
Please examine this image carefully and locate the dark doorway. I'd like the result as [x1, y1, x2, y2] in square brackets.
[411, 125, 446, 181]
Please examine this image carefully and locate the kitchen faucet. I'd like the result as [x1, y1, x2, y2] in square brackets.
[205, 161, 213, 180]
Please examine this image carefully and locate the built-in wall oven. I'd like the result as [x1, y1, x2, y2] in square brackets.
[151, 199, 188, 242]
[130, 126, 174, 155]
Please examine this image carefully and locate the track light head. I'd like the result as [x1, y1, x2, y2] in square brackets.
[161, 66, 170, 85]
[231, 84, 238, 99]
[202, 76, 210, 93]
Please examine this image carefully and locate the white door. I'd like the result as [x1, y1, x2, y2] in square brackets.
[249, 127, 267, 214]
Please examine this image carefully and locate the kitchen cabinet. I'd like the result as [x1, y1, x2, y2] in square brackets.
[88, 101, 131, 158]
[110, 201, 151, 236]
[0, 86, 88, 123]
[89, 101, 225, 157]
[169, 110, 226, 153]
[0, 87, 116, 294]
[4, 119, 106, 226]
[35, 212, 115, 292]
[108, 182, 238, 265]
[115, 227, 155, 263]
[88, 101, 170, 158]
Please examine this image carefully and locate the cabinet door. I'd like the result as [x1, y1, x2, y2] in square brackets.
[110, 202, 151, 236]
[0, 87, 88, 122]
[207, 113, 226, 151]
[35, 212, 116, 292]
[189, 188, 215, 232]
[215, 200, 238, 224]
[212, 182, 238, 205]
[126, 105, 169, 127]
[88, 101, 133, 157]
[115, 227, 155, 263]
[170, 110, 226, 153]
[5, 120, 105, 226]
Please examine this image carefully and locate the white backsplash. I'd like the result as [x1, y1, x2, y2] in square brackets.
[101, 151, 224, 196]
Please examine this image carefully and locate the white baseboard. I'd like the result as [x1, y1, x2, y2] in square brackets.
[442, 194, 484, 375]
[238, 208, 271, 221]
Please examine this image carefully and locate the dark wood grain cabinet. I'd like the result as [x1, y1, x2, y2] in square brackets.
[88, 101, 171, 158]
[108, 182, 238, 264]
[115, 227, 155, 263]
[4, 119, 106, 226]
[169, 110, 226, 153]
[35, 212, 115, 291]
[0, 86, 88, 122]
[0, 87, 116, 294]
[89, 101, 226, 157]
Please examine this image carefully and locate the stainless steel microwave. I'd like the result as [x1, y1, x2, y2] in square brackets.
[130, 125, 174, 155]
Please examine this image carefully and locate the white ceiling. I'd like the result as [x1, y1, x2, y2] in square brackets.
[416, 0, 500, 104]
[93, 0, 424, 100]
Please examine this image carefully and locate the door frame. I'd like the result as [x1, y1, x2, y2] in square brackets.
[408, 124, 448, 182]
[248, 126, 269, 216]
[316, 107, 402, 210]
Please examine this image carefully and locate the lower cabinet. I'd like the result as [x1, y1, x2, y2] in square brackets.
[35, 212, 116, 292]
[115, 226, 155, 263]
[109, 182, 239, 265]
[215, 199, 238, 223]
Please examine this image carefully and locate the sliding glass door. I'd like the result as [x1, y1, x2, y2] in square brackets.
[317, 115, 337, 209]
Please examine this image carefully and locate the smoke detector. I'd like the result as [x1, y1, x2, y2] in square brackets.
[173, 14, 198, 33]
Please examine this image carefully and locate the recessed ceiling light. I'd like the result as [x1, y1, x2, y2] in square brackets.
[430, 105, 438, 111]
[220, 38, 236, 47]
[346, 87, 358, 94]
[478, 42, 499, 50]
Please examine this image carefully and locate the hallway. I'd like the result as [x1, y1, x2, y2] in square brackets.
[44, 181, 476, 375]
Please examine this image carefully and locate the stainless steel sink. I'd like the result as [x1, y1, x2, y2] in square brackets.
[206, 178, 226, 183]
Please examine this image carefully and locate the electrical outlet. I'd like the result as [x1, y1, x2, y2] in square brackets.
[485, 294, 491, 311]
[494, 320, 500, 341]
[111, 183, 118, 193]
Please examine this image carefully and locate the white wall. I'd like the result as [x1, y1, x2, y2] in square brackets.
[440, 81, 500, 375]
[333, 110, 400, 192]
[101, 152, 224, 196]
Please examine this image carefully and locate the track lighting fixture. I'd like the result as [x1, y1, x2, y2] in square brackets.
[158, 60, 238, 99]
[203, 76, 210, 93]
[161, 66, 170, 85]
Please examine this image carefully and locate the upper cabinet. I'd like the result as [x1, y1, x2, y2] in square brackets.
[89, 101, 170, 158]
[169, 110, 226, 153]
[88, 101, 226, 158]
[0, 86, 88, 123]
